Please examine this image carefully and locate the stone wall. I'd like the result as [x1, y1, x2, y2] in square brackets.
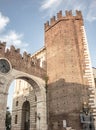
[47, 79, 89, 130]
[45, 10, 96, 130]
[45, 10, 84, 84]
[12, 87, 37, 130]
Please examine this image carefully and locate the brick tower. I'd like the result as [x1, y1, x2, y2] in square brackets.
[45, 10, 96, 130]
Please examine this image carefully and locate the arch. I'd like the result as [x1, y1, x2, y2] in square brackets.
[0, 69, 47, 130]
[5, 69, 45, 93]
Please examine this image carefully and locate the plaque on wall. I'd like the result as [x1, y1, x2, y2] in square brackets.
[63, 120, 67, 128]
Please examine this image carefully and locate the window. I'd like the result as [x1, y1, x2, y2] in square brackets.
[16, 101, 18, 106]
[35, 95, 37, 102]
[15, 115, 18, 124]
[35, 112, 37, 122]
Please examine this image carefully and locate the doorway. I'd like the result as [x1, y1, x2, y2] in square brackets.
[22, 101, 30, 130]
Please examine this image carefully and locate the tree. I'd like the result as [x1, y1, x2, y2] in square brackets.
[5, 107, 11, 130]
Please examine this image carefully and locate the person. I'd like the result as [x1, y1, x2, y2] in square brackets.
[80, 102, 95, 130]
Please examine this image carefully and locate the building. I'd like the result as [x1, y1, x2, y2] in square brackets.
[93, 67, 96, 87]
[11, 10, 96, 130]
[12, 48, 46, 130]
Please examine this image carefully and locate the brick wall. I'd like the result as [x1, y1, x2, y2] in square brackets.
[45, 10, 93, 130]
[0, 42, 46, 78]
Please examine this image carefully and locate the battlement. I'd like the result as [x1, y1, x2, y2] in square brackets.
[10, 45, 20, 53]
[44, 10, 82, 31]
[0, 41, 6, 53]
[0, 42, 44, 69]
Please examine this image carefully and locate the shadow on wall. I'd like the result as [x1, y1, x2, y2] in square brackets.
[47, 78, 93, 130]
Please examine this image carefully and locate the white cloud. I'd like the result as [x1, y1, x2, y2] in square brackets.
[40, 0, 86, 17]
[41, 0, 62, 10]
[40, 0, 63, 17]
[41, 0, 96, 22]
[86, 0, 96, 22]
[0, 12, 29, 53]
[72, 1, 86, 11]
[0, 12, 9, 32]
[0, 30, 28, 53]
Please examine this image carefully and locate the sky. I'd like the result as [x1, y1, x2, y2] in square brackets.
[0, 0, 96, 109]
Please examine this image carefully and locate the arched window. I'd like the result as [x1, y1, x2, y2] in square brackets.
[35, 95, 37, 102]
[15, 115, 18, 124]
[16, 101, 18, 106]
[35, 112, 37, 122]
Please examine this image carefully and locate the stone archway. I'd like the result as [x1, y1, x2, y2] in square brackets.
[0, 61, 47, 130]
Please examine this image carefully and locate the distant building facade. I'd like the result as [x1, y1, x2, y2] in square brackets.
[12, 48, 46, 130]
[11, 10, 96, 130]
[93, 67, 96, 87]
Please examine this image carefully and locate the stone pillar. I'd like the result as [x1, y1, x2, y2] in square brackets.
[0, 92, 8, 130]
[36, 91, 47, 130]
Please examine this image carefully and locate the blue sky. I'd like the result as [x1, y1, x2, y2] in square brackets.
[0, 0, 96, 109]
[0, 0, 96, 66]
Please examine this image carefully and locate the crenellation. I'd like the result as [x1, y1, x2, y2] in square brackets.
[23, 51, 31, 62]
[0, 41, 6, 46]
[10, 45, 15, 52]
[50, 16, 56, 25]
[22, 52, 42, 68]
[44, 21, 49, 30]
[0, 42, 6, 55]
[45, 10, 82, 31]
[5, 45, 22, 61]
[15, 48, 20, 53]
[0, 42, 45, 77]
[5, 48, 10, 57]
[7, 45, 21, 55]
[6, 48, 10, 53]
[75, 10, 83, 21]
[57, 10, 62, 20]
[76, 10, 82, 17]
[65, 10, 72, 16]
